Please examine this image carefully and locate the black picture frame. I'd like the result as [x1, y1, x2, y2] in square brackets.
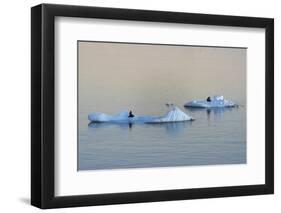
[31, 3, 274, 209]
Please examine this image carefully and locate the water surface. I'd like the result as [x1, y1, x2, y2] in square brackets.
[78, 41, 246, 170]
[79, 106, 246, 170]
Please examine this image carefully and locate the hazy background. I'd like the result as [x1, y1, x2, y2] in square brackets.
[78, 41, 246, 170]
[78, 41, 246, 115]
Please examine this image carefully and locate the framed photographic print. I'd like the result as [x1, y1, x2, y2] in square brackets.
[31, 3, 274, 209]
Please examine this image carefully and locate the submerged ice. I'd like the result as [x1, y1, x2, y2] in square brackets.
[184, 95, 237, 108]
[88, 106, 194, 124]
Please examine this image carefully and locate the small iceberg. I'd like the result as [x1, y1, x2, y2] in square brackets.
[184, 95, 237, 108]
[88, 106, 194, 124]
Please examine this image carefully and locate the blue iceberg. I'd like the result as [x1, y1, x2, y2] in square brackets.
[88, 106, 194, 124]
[184, 95, 237, 108]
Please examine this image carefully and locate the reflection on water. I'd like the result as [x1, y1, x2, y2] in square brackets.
[185, 106, 236, 113]
[78, 42, 246, 170]
[88, 121, 135, 130]
[88, 120, 193, 136]
[79, 106, 246, 170]
[185, 107, 238, 122]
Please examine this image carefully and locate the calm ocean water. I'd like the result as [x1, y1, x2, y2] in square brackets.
[78, 104, 246, 170]
[78, 42, 246, 171]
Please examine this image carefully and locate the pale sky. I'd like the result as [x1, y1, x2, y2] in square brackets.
[78, 41, 246, 114]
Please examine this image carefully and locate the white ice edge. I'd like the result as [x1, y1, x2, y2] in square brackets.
[184, 95, 237, 108]
[88, 106, 194, 124]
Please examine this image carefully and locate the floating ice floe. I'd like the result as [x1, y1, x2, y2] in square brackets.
[88, 106, 194, 124]
[184, 95, 237, 108]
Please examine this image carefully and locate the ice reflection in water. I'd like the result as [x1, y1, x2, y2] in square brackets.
[88, 120, 193, 136]
[79, 106, 246, 171]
